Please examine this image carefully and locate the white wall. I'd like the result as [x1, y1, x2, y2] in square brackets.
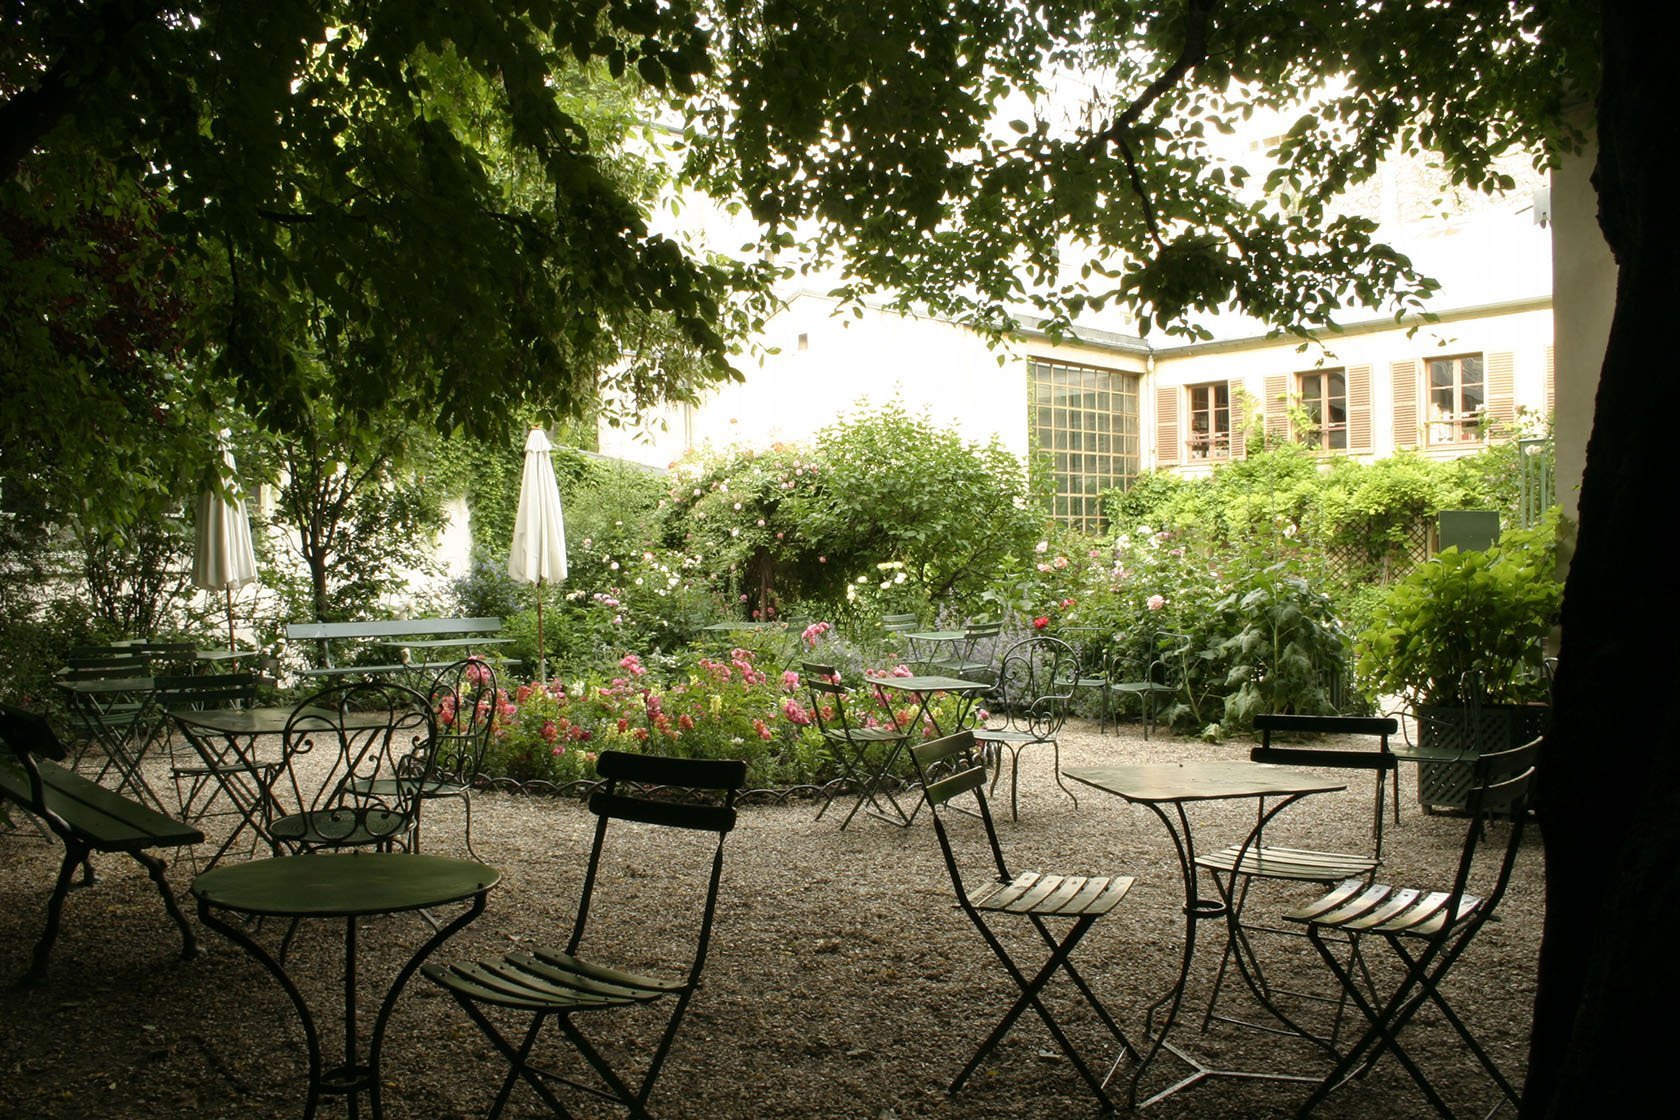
[599, 292, 1040, 467]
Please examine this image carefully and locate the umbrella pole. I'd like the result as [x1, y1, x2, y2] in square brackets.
[536, 578, 546, 683]
[225, 586, 238, 654]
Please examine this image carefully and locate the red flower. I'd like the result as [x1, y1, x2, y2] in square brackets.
[1033, 616, 1050, 630]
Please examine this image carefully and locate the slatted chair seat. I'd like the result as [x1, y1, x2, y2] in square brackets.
[968, 871, 1133, 917]
[1288, 881, 1483, 937]
[1194, 844, 1381, 882]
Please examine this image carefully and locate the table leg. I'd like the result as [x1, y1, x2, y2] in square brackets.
[197, 892, 488, 1120]
[1126, 801, 1324, 1109]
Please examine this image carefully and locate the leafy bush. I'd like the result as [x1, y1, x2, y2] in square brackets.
[1355, 514, 1562, 708]
[661, 403, 1038, 623]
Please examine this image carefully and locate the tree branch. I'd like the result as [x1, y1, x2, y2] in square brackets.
[1086, 0, 1222, 247]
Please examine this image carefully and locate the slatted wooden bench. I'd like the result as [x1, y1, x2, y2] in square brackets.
[0, 705, 202, 984]
[284, 616, 508, 681]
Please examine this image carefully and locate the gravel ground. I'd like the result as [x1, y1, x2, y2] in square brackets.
[0, 720, 1542, 1119]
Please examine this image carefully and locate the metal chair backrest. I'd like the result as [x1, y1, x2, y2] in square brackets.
[1251, 713, 1400, 855]
[427, 657, 499, 785]
[276, 680, 436, 848]
[910, 731, 1011, 895]
[568, 751, 745, 973]
[153, 672, 258, 713]
[981, 636, 1076, 742]
[881, 613, 920, 633]
[802, 663, 883, 739]
[1445, 736, 1541, 916]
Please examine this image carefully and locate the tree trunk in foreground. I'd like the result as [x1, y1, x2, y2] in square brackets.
[1524, 3, 1680, 1115]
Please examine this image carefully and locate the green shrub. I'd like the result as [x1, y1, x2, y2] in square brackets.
[1355, 514, 1562, 708]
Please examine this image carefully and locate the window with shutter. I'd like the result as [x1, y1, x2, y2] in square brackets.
[1484, 351, 1516, 434]
[1297, 369, 1349, 450]
[1425, 354, 1486, 444]
[1346, 364, 1373, 451]
[1185, 383, 1231, 460]
[1544, 345, 1556, 415]
[1265, 374, 1290, 445]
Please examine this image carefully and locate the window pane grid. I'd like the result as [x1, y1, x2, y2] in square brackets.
[1031, 359, 1141, 533]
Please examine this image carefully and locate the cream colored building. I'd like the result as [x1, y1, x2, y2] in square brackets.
[601, 145, 1573, 534]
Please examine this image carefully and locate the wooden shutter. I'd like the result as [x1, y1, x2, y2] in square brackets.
[1265, 374, 1290, 444]
[1391, 360, 1420, 449]
[1346, 364, 1373, 452]
[1227, 380, 1246, 459]
[1544, 344, 1555, 415]
[1155, 386, 1180, 466]
[1485, 351, 1516, 435]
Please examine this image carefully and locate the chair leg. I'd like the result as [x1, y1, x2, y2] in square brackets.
[954, 912, 1119, 1111]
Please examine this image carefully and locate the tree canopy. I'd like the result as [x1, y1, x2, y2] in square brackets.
[688, 0, 1597, 339]
[2, 0, 770, 530]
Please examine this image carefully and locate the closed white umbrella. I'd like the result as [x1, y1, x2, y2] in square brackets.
[193, 431, 260, 653]
[508, 426, 568, 681]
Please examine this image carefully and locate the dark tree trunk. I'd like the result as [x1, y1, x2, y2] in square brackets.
[1524, 2, 1680, 1114]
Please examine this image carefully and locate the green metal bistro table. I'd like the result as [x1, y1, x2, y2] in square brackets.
[862, 674, 993, 826]
[1063, 761, 1346, 1108]
[58, 674, 168, 812]
[194, 852, 499, 1120]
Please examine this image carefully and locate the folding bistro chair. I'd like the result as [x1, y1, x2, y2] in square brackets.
[910, 730, 1137, 1111]
[1194, 714, 1399, 1045]
[423, 751, 745, 1119]
[1108, 631, 1191, 740]
[971, 635, 1079, 821]
[155, 672, 262, 865]
[803, 662, 915, 829]
[1286, 736, 1540, 1118]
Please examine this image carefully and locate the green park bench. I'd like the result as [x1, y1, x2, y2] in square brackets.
[284, 616, 508, 682]
[0, 705, 202, 984]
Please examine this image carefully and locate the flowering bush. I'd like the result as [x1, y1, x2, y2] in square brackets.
[478, 639, 977, 789]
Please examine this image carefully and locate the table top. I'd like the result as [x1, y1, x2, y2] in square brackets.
[170, 705, 323, 735]
[58, 675, 154, 695]
[869, 674, 993, 694]
[1063, 760, 1346, 805]
[699, 620, 778, 631]
[904, 630, 966, 643]
[193, 852, 499, 918]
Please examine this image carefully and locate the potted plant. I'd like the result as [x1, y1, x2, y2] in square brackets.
[1355, 518, 1562, 811]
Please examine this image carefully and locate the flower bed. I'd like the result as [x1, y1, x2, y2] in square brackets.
[476, 646, 971, 790]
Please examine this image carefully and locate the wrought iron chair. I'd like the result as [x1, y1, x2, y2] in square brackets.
[910, 730, 1137, 1111]
[423, 751, 745, 1120]
[1108, 631, 1192, 740]
[971, 635, 1079, 820]
[803, 661, 915, 829]
[268, 680, 436, 853]
[346, 657, 499, 858]
[1286, 736, 1540, 1118]
[1193, 713, 1400, 1044]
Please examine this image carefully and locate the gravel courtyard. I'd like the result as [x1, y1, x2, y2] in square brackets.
[0, 719, 1542, 1119]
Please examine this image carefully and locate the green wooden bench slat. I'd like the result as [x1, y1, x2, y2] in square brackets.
[1, 759, 202, 850]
